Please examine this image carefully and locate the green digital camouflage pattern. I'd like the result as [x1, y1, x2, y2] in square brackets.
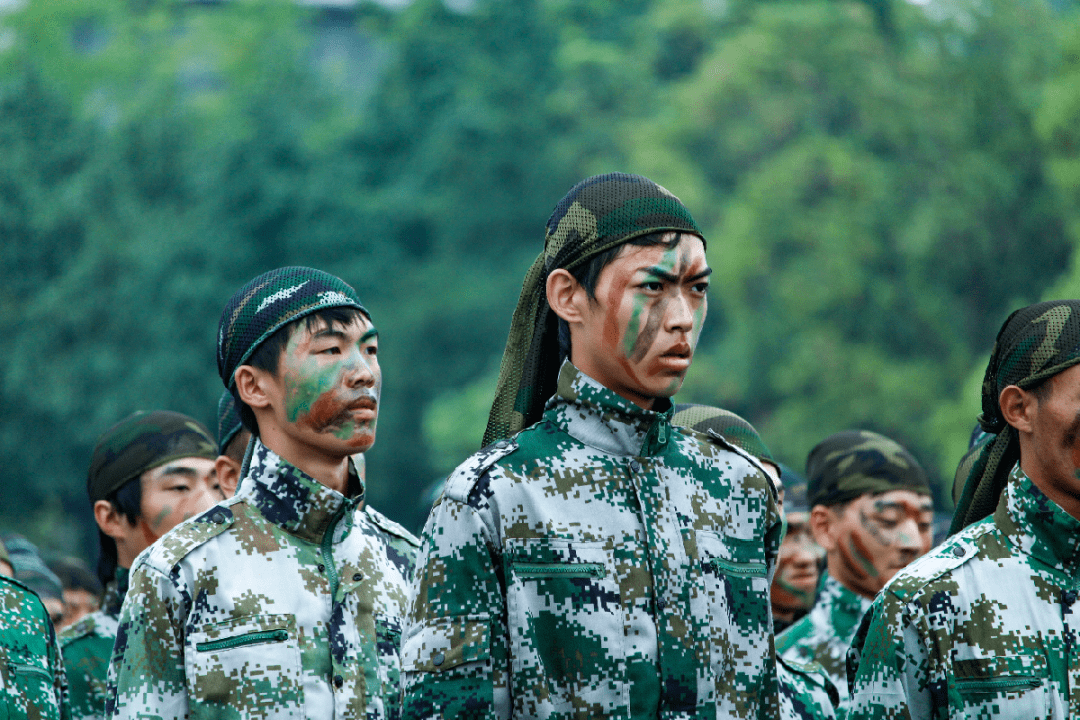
[806, 431, 929, 509]
[0, 574, 70, 720]
[779, 657, 839, 720]
[671, 404, 774, 465]
[59, 571, 126, 720]
[107, 440, 419, 720]
[847, 464, 1080, 719]
[777, 573, 872, 694]
[404, 361, 783, 720]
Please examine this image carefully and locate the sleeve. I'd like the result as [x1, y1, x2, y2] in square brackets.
[845, 593, 935, 720]
[400, 493, 509, 720]
[106, 562, 190, 720]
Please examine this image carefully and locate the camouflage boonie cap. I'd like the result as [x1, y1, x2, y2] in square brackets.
[484, 173, 703, 446]
[87, 410, 218, 502]
[216, 390, 243, 455]
[806, 430, 929, 508]
[672, 404, 774, 464]
[217, 267, 368, 390]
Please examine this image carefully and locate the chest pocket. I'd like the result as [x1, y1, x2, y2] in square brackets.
[0, 647, 60, 720]
[504, 536, 626, 717]
[186, 613, 304, 720]
[953, 654, 1053, 719]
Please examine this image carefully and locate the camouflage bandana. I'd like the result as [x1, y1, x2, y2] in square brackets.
[87, 411, 218, 502]
[216, 390, 243, 455]
[217, 266, 368, 390]
[806, 430, 929, 508]
[950, 300, 1080, 534]
[483, 173, 703, 447]
[672, 403, 774, 464]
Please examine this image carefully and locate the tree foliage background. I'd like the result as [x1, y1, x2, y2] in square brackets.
[2, 0, 1080, 561]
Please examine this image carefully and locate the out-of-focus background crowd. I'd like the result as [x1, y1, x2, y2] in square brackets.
[3, 0, 1080, 576]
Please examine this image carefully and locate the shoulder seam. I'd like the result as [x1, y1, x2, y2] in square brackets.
[442, 438, 519, 503]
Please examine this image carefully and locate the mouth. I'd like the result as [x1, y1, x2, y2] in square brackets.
[657, 343, 693, 370]
[347, 396, 378, 419]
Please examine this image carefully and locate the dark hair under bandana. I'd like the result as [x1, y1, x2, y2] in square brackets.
[672, 404, 774, 464]
[87, 410, 218, 503]
[806, 430, 929, 508]
[216, 390, 243, 455]
[483, 173, 704, 446]
[950, 300, 1080, 534]
[217, 267, 368, 390]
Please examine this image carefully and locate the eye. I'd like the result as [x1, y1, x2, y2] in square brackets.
[319, 346, 342, 355]
[641, 281, 663, 292]
[365, 344, 378, 356]
[692, 281, 710, 293]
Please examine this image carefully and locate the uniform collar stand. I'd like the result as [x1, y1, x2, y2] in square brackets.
[997, 464, 1080, 577]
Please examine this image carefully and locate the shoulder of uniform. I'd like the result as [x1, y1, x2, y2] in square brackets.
[364, 505, 420, 548]
[58, 614, 97, 646]
[441, 437, 520, 503]
[884, 520, 994, 603]
[775, 615, 813, 653]
[139, 501, 238, 572]
[0, 574, 46, 611]
[676, 425, 778, 497]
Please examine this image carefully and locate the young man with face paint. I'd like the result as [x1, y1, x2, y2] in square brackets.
[107, 268, 419, 720]
[58, 410, 220, 720]
[848, 300, 1080, 720]
[402, 173, 784, 720]
[776, 430, 933, 695]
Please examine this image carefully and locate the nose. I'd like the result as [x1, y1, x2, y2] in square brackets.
[344, 346, 376, 388]
[895, 517, 923, 555]
[191, 473, 220, 514]
[666, 291, 696, 333]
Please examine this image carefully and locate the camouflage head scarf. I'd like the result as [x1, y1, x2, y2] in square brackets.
[216, 390, 243, 455]
[950, 300, 1080, 534]
[483, 173, 704, 446]
[807, 430, 929, 508]
[217, 267, 368, 390]
[672, 404, 774, 464]
[87, 411, 218, 502]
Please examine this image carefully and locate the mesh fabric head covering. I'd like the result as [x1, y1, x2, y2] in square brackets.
[216, 390, 243, 454]
[217, 267, 368, 390]
[87, 411, 218, 503]
[483, 173, 703, 446]
[950, 300, 1080, 534]
[0, 534, 63, 602]
[672, 404, 774, 463]
[806, 430, 929, 508]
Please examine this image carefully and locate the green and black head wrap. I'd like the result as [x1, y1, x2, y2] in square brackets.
[672, 404, 774, 464]
[217, 267, 368, 390]
[216, 390, 243, 455]
[87, 411, 218, 503]
[950, 300, 1080, 534]
[807, 430, 929, 508]
[483, 173, 704, 446]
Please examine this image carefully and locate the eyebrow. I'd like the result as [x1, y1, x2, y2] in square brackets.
[360, 328, 379, 343]
[156, 465, 201, 478]
[874, 501, 934, 513]
[642, 266, 714, 283]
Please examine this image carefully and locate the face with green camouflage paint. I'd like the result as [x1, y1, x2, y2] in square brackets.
[817, 489, 933, 598]
[571, 233, 709, 409]
[137, 457, 220, 549]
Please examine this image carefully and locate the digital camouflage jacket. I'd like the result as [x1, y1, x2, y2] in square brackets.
[402, 361, 784, 720]
[106, 440, 419, 720]
[777, 573, 872, 694]
[0, 573, 69, 720]
[779, 657, 839, 720]
[847, 465, 1080, 719]
[59, 569, 127, 720]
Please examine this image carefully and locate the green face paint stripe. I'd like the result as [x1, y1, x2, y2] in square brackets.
[151, 506, 172, 528]
[359, 328, 378, 343]
[622, 292, 649, 358]
[285, 355, 342, 423]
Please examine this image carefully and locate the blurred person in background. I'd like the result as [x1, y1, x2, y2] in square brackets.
[770, 468, 822, 634]
[60, 411, 220, 720]
[48, 558, 103, 630]
[214, 390, 250, 498]
[0, 540, 12, 577]
[776, 430, 933, 694]
[1, 532, 66, 625]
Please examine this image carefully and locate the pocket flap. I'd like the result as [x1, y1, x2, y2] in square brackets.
[401, 616, 490, 673]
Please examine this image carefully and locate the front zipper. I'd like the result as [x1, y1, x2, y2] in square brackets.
[195, 629, 289, 653]
[956, 676, 1042, 694]
[514, 562, 607, 579]
[321, 506, 346, 598]
[706, 557, 767, 578]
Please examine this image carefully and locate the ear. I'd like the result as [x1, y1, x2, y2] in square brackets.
[808, 504, 838, 552]
[546, 269, 589, 324]
[1000, 384, 1036, 434]
[93, 500, 133, 539]
[234, 365, 273, 409]
[214, 456, 241, 498]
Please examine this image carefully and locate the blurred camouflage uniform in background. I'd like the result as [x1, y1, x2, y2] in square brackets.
[59, 570, 125, 720]
[0, 572, 70, 719]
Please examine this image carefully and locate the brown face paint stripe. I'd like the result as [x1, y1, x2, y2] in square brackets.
[630, 295, 669, 363]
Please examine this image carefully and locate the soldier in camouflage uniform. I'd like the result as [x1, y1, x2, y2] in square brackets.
[848, 300, 1080, 719]
[214, 390, 251, 498]
[776, 430, 933, 695]
[107, 267, 419, 720]
[1, 569, 69, 719]
[402, 173, 783, 719]
[61, 410, 221, 720]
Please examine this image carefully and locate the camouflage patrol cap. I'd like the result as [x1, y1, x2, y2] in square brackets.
[484, 173, 703, 446]
[216, 390, 243, 454]
[806, 430, 929, 508]
[217, 267, 368, 390]
[672, 404, 774, 464]
[951, 300, 1080, 533]
[87, 411, 218, 503]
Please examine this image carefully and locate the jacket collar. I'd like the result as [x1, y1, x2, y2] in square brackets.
[103, 566, 129, 618]
[544, 360, 674, 458]
[995, 464, 1080, 577]
[236, 438, 364, 545]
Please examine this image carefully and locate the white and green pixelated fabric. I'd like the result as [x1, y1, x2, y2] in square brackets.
[402, 360, 783, 720]
[106, 440, 418, 720]
[848, 464, 1080, 719]
[0, 574, 69, 720]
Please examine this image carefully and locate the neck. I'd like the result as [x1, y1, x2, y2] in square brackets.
[567, 354, 658, 411]
[1018, 442, 1080, 521]
[256, 427, 352, 496]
